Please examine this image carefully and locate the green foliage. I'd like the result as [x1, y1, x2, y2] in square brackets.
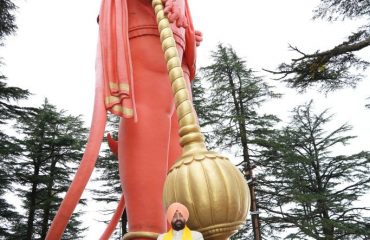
[0, 172, 20, 238]
[258, 101, 370, 239]
[268, 0, 370, 92]
[0, 127, 22, 238]
[313, 0, 370, 20]
[12, 99, 88, 239]
[0, 78, 31, 124]
[0, 60, 31, 240]
[198, 44, 280, 158]
[194, 34, 370, 240]
[0, 0, 17, 44]
[0, 1, 35, 237]
[194, 43, 280, 240]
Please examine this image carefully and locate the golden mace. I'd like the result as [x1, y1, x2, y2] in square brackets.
[152, 1, 250, 239]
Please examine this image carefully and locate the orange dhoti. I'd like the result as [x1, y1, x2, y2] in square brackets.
[118, 36, 188, 238]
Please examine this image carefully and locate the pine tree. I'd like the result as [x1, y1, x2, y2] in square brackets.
[12, 99, 88, 240]
[0, 133, 21, 238]
[0, 1, 43, 238]
[0, 0, 30, 121]
[0, 0, 32, 234]
[258, 101, 370, 239]
[0, 0, 17, 45]
[0, 81, 29, 237]
[194, 44, 280, 240]
[267, 0, 370, 92]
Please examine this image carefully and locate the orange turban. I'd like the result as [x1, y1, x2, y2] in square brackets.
[166, 202, 189, 223]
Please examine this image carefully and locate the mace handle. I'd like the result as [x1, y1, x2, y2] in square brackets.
[151, 0, 207, 155]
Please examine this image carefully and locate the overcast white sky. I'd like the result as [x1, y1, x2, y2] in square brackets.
[2, 0, 370, 238]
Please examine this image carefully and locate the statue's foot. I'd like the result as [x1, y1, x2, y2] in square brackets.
[122, 231, 159, 240]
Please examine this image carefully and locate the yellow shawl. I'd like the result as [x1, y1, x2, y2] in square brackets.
[163, 226, 192, 240]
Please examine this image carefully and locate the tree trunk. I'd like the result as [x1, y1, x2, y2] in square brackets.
[319, 200, 334, 240]
[40, 157, 57, 239]
[246, 166, 261, 240]
[227, 71, 262, 240]
[26, 166, 40, 240]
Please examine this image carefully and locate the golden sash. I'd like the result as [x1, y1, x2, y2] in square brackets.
[163, 226, 192, 240]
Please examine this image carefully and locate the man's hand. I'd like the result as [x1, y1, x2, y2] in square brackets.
[162, 0, 188, 28]
[195, 30, 203, 47]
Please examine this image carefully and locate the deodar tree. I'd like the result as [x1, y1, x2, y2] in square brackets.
[0, 0, 32, 237]
[258, 101, 370, 239]
[13, 99, 88, 240]
[193, 44, 281, 240]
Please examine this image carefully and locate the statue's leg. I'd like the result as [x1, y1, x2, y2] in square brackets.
[168, 112, 181, 169]
[118, 35, 184, 239]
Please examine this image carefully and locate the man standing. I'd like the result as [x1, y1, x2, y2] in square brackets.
[158, 203, 204, 240]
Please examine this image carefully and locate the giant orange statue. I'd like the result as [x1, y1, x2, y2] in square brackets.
[100, 0, 201, 238]
[46, 0, 202, 239]
[46, 0, 250, 239]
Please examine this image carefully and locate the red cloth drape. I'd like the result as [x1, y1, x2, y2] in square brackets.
[99, 0, 196, 119]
